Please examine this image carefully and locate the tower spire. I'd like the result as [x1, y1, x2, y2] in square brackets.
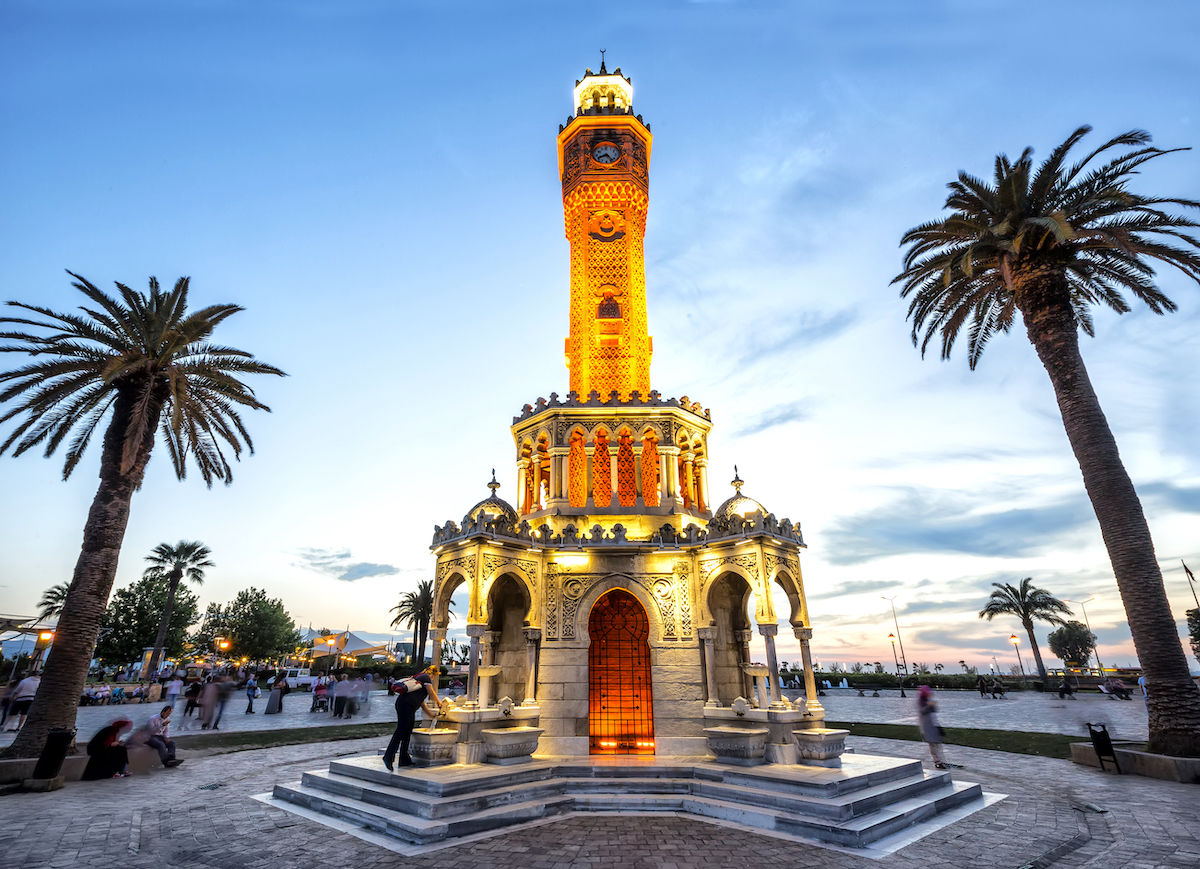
[599, 48, 607, 74]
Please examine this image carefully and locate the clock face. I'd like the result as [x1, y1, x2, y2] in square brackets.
[592, 143, 621, 165]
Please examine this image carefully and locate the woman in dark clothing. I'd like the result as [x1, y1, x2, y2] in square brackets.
[82, 718, 132, 779]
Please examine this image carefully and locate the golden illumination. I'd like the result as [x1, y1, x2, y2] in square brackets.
[1009, 634, 1019, 646]
[39, 631, 53, 641]
[554, 553, 590, 568]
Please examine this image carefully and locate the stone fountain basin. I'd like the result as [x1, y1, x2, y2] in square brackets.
[792, 727, 849, 767]
[703, 725, 770, 767]
[409, 727, 459, 767]
[481, 726, 543, 765]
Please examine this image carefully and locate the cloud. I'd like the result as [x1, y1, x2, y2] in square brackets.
[823, 488, 1094, 565]
[737, 309, 857, 368]
[735, 401, 810, 437]
[807, 578, 896, 600]
[1139, 481, 1200, 514]
[294, 547, 400, 582]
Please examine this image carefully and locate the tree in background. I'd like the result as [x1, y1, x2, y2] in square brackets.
[94, 576, 200, 668]
[1048, 620, 1099, 670]
[189, 602, 229, 652]
[895, 127, 1200, 756]
[36, 583, 70, 623]
[223, 587, 300, 662]
[390, 580, 441, 665]
[0, 273, 284, 758]
[978, 578, 1072, 682]
[142, 540, 212, 674]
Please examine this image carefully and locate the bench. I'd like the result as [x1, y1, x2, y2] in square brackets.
[855, 684, 884, 697]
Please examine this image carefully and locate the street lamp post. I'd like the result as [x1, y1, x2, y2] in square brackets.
[882, 596, 909, 695]
[888, 633, 906, 698]
[1064, 596, 1103, 675]
[325, 637, 336, 676]
[1009, 634, 1027, 686]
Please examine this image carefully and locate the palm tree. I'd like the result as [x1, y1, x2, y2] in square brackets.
[0, 273, 284, 758]
[143, 540, 213, 674]
[36, 582, 70, 623]
[389, 579, 440, 665]
[894, 126, 1200, 756]
[978, 578, 1071, 682]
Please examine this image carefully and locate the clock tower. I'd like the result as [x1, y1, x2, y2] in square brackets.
[557, 59, 653, 401]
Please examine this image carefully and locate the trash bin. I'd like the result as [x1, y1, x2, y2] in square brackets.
[31, 726, 76, 780]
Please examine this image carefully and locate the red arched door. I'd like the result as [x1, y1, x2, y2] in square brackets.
[588, 588, 655, 754]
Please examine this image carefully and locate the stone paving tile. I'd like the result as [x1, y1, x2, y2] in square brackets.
[0, 734, 1195, 868]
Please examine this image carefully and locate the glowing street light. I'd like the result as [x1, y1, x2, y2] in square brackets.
[882, 595, 909, 696]
[1064, 596, 1103, 675]
[1009, 634, 1028, 686]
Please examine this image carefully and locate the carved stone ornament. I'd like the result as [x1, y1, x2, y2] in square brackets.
[587, 209, 626, 242]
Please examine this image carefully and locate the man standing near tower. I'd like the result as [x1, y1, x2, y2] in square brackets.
[383, 666, 441, 771]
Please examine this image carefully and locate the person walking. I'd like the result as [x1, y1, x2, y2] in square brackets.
[382, 666, 441, 771]
[265, 675, 284, 714]
[975, 675, 988, 698]
[245, 675, 258, 713]
[164, 675, 184, 707]
[917, 685, 948, 770]
[6, 673, 40, 731]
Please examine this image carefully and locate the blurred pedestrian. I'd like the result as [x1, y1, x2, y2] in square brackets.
[245, 675, 258, 714]
[265, 675, 285, 714]
[6, 673, 40, 731]
[82, 718, 132, 779]
[917, 685, 948, 770]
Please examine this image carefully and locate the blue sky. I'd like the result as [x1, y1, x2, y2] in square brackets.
[2, 1, 1198, 673]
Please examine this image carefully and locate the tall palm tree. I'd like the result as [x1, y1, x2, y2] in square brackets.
[894, 126, 1200, 756]
[978, 578, 1071, 682]
[36, 582, 70, 623]
[389, 579, 439, 665]
[0, 273, 284, 757]
[143, 540, 213, 674]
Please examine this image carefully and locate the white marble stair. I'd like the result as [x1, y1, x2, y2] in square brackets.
[271, 753, 986, 850]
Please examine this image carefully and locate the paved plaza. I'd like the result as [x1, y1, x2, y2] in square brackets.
[0, 730, 1195, 869]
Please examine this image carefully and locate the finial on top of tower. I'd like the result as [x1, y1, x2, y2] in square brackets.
[731, 466, 743, 492]
[488, 469, 500, 494]
[599, 48, 607, 74]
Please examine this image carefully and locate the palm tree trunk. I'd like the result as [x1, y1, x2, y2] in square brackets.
[417, 617, 429, 666]
[4, 385, 163, 758]
[147, 574, 181, 676]
[1022, 619, 1048, 682]
[1021, 274, 1200, 756]
[411, 623, 419, 665]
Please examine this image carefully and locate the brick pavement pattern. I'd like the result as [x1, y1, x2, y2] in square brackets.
[1, 735, 1196, 868]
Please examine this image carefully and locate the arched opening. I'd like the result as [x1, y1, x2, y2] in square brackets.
[568, 428, 587, 508]
[707, 573, 753, 704]
[616, 428, 636, 507]
[588, 589, 654, 754]
[640, 429, 660, 507]
[486, 574, 532, 704]
[592, 427, 612, 507]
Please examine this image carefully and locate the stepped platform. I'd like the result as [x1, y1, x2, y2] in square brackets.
[266, 752, 991, 855]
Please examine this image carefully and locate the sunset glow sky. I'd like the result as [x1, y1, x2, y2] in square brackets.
[2, 1, 1198, 673]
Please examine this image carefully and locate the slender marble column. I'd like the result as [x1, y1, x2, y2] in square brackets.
[734, 629, 754, 701]
[428, 628, 446, 689]
[465, 624, 486, 708]
[795, 626, 825, 717]
[697, 627, 719, 707]
[483, 630, 500, 666]
[758, 623, 787, 708]
[522, 628, 541, 706]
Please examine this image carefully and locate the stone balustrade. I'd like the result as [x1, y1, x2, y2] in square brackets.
[512, 390, 711, 423]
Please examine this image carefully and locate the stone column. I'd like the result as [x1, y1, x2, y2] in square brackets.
[465, 624, 487, 709]
[632, 445, 644, 507]
[697, 627, 719, 707]
[683, 452, 696, 507]
[429, 628, 446, 689]
[734, 629, 754, 701]
[695, 458, 709, 512]
[522, 628, 541, 706]
[795, 626, 825, 717]
[516, 458, 531, 514]
[758, 623, 787, 708]
[547, 447, 569, 509]
[483, 631, 500, 666]
[660, 446, 680, 500]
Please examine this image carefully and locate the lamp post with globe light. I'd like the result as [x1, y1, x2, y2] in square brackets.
[1009, 634, 1027, 687]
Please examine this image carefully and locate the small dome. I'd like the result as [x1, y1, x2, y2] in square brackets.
[464, 470, 518, 525]
[712, 467, 768, 521]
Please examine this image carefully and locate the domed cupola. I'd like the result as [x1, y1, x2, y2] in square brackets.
[712, 467, 768, 521]
[463, 470, 519, 525]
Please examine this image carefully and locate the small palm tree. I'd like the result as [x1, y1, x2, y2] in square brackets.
[979, 578, 1071, 682]
[894, 127, 1200, 757]
[0, 273, 284, 758]
[143, 540, 213, 674]
[389, 579, 440, 665]
[36, 582, 70, 623]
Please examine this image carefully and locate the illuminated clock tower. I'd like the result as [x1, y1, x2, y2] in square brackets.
[558, 60, 653, 401]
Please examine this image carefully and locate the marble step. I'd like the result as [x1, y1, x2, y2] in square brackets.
[274, 775, 983, 849]
[302, 767, 949, 824]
